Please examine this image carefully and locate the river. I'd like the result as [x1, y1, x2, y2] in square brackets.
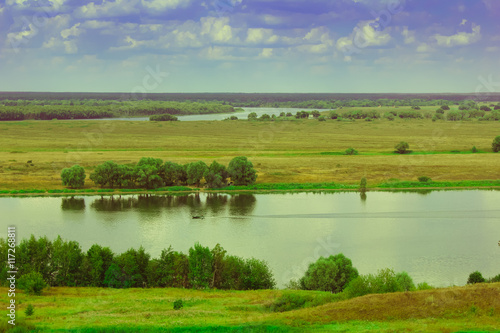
[1, 190, 499, 288]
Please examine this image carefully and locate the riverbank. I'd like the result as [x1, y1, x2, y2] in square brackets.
[2, 283, 499, 332]
[1, 180, 500, 197]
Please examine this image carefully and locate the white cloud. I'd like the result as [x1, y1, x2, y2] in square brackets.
[433, 24, 481, 47]
[416, 43, 430, 53]
[336, 20, 391, 56]
[61, 23, 83, 39]
[63, 40, 77, 53]
[81, 20, 115, 30]
[246, 28, 278, 44]
[141, 0, 187, 11]
[75, 0, 139, 19]
[201, 17, 234, 43]
[258, 48, 273, 58]
[460, 19, 467, 26]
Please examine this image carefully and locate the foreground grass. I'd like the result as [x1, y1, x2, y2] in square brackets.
[1, 283, 500, 332]
[1, 118, 500, 190]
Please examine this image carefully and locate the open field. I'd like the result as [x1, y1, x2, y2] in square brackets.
[0, 118, 499, 190]
[1, 283, 500, 332]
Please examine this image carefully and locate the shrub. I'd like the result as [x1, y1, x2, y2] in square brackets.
[480, 105, 491, 111]
[488, 274, 500, 283]
[270, 293, 308, 312]
[418, 176, 432, 183]
[395, 141, 410, 154]
[299, 254, 358, 293]
[25, 304, 34, 317]
[328, 111, 339, 119]
[227, 156, 257, 186]
[247, 112, 257, 120]
[188, 243, 213, 289]
[18, 272, 47, 296]
[441, 105, 450, 110]
[286, 112, 293, 117]
[385, 113, 395, 121]
[395, 272, 415, 291]
[472, 146, 478, 153]
[318, 116, 326, 122]
[492, 136, 500, 152]
[436, 108, 445, 114]
[259, 114, 271, 121]
[344, 148, 358, 155]
[311, 110, 321, 118]
[359, 177, 367, 191]
[150, 114, 178, 121]
[417, 282, 434, 290]
[241, 258, 275, 290]
[229, 115, 238, 120]
[173, 299, 183, 310]
[467, 271, 486, 284]
[61, 165, 86, 188]
[344, 268, 405, 298]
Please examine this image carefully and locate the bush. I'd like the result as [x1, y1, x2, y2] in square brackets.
[25, 304, 34, 317]
[173, 299, 183, 310]
[204, 161, 228, 188]
[441, 105, 450, 110]
[90, 161, 123, 188]
[328, 111, 339, 119]
[318, 116, 326, 122]
[395, 141, 410, 154]
[247, 112, 257, 120]
[241, 258, 275, 290]
[472, 146, 478, 153]
[270, 293, 308, 312]
[488, 274, 500, 283]
[395, 272, 415, 291]
[467, 271, 486, 284]
[360, 177, 367, 191]
[492, 136, 500, 152]
[299, 254, 358, 293]
[436, 108, 445, 114]
[61, 165, 86, 188]
[417, 282, 434, 290]
[344, 268, 408, 298]
[385, 113, 395, 121]
[186, 161, 208, 186]
[344, 148, 358, 155]
[311, 110, 321, 118]
[18, 272, 47, 296]
[227, 156, 257, 186]
[188, 243, 213, 289]
[418, 176, 432, 183]
[150, 114, 178, 121]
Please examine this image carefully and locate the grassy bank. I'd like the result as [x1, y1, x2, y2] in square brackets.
[1, 119, 499, 190]
[1, 283, 499, 332]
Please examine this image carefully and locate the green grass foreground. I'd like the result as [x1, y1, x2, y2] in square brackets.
[1, 283, 500, 332]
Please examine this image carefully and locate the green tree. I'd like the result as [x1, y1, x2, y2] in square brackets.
[211, 244, 227, 289]
[492, 136, 500, 152]
[51, 236, 84, 286]
[241, 258, 275, 290]
[186, 161, 208, 186]
[360, 177, 367, 191]
[467, 271, 486, 284]
[247, 112, 258, 120]
[133, 157, 164, 189]
[311, 110, 321, 118]
[299, 254, 358, 293]
[227, 156, 257, 186]
[85, 244, 114, 287]
[90, 161, 122, 188]
[162, 161, 181, 186]
[17, 235, 53, 283]
[61, 165, 86, 188]
[204, 161, 228, 188]
[150, 114, 178, 121]
[188, 242, 213, 289]
[395, 141, 410, 154]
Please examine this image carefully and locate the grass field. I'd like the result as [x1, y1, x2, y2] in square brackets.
[0, 116, 499, 190]
[1, 283, 500, 332]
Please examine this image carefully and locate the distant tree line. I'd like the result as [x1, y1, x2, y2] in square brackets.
[0, 236, 275, 292]
[0, 101, 235, 121]
[61, 157, 258, 189]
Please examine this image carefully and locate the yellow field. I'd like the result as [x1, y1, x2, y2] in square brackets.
[0, 118, 499, 190]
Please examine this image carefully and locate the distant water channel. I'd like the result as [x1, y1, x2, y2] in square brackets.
[2, 190, 499, 288]
[94, 107, 331, 122]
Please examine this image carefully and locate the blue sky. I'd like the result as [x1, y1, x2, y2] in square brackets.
[0, 0, 499, 93]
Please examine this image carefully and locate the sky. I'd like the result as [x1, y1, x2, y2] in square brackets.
[0, 0, 499, 93]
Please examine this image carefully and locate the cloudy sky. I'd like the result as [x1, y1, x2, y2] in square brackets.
[0, 0, 499, 93]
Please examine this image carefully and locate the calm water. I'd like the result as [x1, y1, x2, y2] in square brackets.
[94, 107, 331, 122]
[1, 190, 499, 288]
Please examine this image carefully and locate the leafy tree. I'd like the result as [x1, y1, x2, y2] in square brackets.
[211, 244, 227, 289]
[177, 164, 189, 185]
[188, 242, 213, 289]
[345, 148, 358, 155]
[311, 110, 321, 118]
[17, 235, 53, 283]
[204, 161, 228, 188]
[467, 271, 486, 284]
[85, 244, 114, 287]
[247, 112, 258, 120]
[105, 247, 150, 288]
[441, 105, 450, 110]
[395, 271, 415, 291]
[395, 141, 410, 154]
[51, 236, 84, 286]
[150, 114, 178, 121]
[162, 161, 181, 186]
[345, 268, 406, 298]
[18, 272, 47, 295]
[61, 165, 86, 188]
[90, 161, 122, 188]
[360, 177, 367, 191]
[133, 157, 164, 189]
[242, 258, 275, 290]
[318, 116, 326, 121]
[436, 108, 445, 114]
[329, 111, 339, 119]
[259, 114, 271, 121]
[299, 254, 358, 293]
[220, 255, 245, 290]
[492, 136, 500, 152]
[146, 246, 188, 288]
[480, 105, 491, 111]
[227, 156, 257, 185]
[418, 176, 432, 182]
[186, 161, 208, 186]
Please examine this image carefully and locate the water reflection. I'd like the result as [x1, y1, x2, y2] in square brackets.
[86, 193, 257, 216]
[61, 197, 85, 210]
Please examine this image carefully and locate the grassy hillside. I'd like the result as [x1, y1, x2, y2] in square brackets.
[0, 117, 499, 190]
[1, 283, 500, 332]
